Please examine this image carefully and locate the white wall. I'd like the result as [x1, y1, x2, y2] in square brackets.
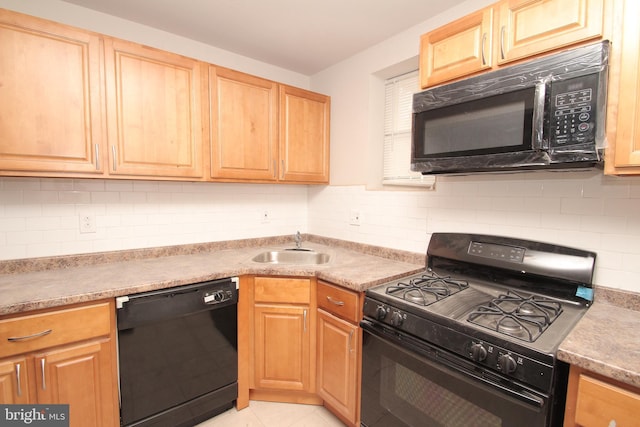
[0, 177, 308, 260]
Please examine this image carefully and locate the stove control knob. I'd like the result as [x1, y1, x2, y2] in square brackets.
[497, 353, 517, 374]
[469, 343, 487, 362]
[376, 305, 389, 320]
[390, 311, 406, 327]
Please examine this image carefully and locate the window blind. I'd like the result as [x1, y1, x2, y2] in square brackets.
[383, 70, 435, 188]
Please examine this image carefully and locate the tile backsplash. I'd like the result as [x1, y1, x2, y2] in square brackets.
[2, 171, 639, 293]
[308, 171, 640, 293]
[0, 178, 308, 260]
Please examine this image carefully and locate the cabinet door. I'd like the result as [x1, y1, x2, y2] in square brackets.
[35, 339, 118, 427]
[279, 86, 330, 183]
[0, 357, 31, 404]
[419, 7, 494, 88]
[0, 10, 104, 175]
[209, 67, 278, 181]
[317, 309, 359, 426]
[254, 304, 311, 391]
[606, 0, 640, 174]
[104, 38, 204, 179]
[496, 0, 604, 65]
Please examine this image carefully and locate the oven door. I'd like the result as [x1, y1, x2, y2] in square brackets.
[360, 320, 550, 427]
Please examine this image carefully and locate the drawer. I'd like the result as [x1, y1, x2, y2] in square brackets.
[254, 277, 310, 304]
[575, 373, 640, 427]
[0, 301, 112, 358]
[317, 281, 360, 323]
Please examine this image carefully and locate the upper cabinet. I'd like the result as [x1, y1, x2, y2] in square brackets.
[104, 38, 204, 179]
[0, 10, 104, 176]
[209, 67, 278, 181]
[420, 0, 606, 88]
[279, 86, 330, 184]
[604, 0, 640, 174]
[209, 72, 330, 184]
[0, 9, 330, 184]
[420, 7, 494, 88]
[496, 0, 605, 65]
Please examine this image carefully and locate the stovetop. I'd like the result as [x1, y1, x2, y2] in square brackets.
[365, 268, 588, 356]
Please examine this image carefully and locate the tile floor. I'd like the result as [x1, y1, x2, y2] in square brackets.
[196, 401, 346, 427]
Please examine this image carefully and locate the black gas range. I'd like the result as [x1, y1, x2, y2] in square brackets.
[360, 233, 595, 427]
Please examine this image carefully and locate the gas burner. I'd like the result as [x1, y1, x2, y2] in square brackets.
[385, 270, 469, 306]
[467, 291, 563, 342]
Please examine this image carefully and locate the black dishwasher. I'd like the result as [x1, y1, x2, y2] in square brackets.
[116, 277, 238, 427]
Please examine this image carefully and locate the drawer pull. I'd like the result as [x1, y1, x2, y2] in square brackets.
[15, 363, 22, 397]
[7, 329, 53, 342]
[326, 296, 345, 306]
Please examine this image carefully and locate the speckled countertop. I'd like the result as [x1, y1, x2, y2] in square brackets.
[0, 234, 425, 315]
[4, 234, 640, 391]
[558, 287, 640, 389]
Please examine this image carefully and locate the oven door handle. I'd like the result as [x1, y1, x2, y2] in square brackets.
[360, 319, 546, 410]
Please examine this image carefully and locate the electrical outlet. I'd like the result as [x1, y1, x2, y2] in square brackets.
[79, 214, 97, 233]
[261, 210, 270, 223]
[349, 209, 361, 226]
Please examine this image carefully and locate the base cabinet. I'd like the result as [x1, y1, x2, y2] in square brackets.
[317, 309, 360, 426]
[316, 281, 362, 427]
[564, 366, 640, 427]
[249, 276, 319, 403]
[0, 301, 119, 427]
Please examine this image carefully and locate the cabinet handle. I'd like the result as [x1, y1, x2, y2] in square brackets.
[95, 144, 100, 170]
[41, 358, 46, 390]
[326, 296, 345, 306]
[348, 330, 354, 353]
[281, 160, 285, 179]
[7, 329, 53, 342]
[481, 33, 487, 65]
[303, 309, 307, 332]
[15, 363, 22, 397]
[273, 160, 276, 178]
[111, 146, 117, 171]
[500, 26, 506, 60]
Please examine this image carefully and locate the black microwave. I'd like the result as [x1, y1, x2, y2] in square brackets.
[411, 41, 610, 175]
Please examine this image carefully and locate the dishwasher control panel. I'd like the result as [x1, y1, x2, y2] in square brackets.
[204, 289, 234, 304]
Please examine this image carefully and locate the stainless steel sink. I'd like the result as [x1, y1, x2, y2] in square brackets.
[251, 250, 330, 265]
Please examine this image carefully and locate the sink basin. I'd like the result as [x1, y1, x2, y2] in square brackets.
[251, 250, 330, 265]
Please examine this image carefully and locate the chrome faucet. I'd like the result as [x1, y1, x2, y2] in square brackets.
[294, 231, 302, 249]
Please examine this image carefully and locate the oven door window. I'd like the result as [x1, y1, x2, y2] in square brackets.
[412, 87, 536, 160]
[361, 328, 548, 427]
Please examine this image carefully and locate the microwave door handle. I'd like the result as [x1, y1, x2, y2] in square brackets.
[532, 82, 546, 150]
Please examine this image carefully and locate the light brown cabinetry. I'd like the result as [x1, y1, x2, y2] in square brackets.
[0, 8, 330, 184]
[104, 38, 204, 179]
[419, 7, 494, 88]
[278, 86, 330, 183]
[316, 281, 362, 427]
[564, 366, 640, 427]
[250, 276, 319, 403]
[209, 67, 279, 181]
[604, 0, 640, 174]
[0, 10, 104, 176]
[0, 300, 119, 427]
[420, 0, 606, 88]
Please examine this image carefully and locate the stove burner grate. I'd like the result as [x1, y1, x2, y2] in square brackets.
[385, 270, 469, 306]
[467, 291, 563, 342]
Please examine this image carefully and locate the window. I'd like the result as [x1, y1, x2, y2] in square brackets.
[383, 70, 435, 188]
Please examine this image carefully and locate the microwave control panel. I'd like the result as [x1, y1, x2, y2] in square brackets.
[549, 73, 600, 147]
